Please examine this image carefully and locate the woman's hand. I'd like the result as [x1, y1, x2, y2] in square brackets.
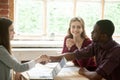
[66, 38, 75, 50]
[40, 55, 50, 64]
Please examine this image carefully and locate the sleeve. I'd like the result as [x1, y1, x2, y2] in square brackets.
[0, 46, 36, 72]
[83, 38, 92, 47]
[74, 43, 95, 59]
[96, 47, 120, 76]
[81, 39, 96, 70]
[62, 37, 69, 53]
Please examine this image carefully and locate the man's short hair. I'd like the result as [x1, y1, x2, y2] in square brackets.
[96, 19, 115, 37]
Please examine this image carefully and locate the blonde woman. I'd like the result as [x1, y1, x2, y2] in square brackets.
[62, 17, 96, 71]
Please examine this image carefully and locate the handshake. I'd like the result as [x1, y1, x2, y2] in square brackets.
[35, 55, 51, 64]
[34, 53, 70, 64]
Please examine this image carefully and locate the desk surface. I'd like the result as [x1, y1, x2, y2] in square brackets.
[21, 62, 89, 80]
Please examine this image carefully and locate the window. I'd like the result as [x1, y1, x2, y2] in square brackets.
[13, 0, 120, 40]
[104, 0, 120, 36]
[14, 0, 44, 35]
[76, 0, 101, 35]
[47, 0, 73, 35]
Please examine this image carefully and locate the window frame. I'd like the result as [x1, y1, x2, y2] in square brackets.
[10, 0, 120, 41]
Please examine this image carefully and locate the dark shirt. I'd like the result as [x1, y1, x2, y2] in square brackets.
[62, 37, 96, 71]
[74, 38, 120, 80]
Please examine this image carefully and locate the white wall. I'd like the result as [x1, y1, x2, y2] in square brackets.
[12, 48, 62, 61]
[11, 40, 63, 61]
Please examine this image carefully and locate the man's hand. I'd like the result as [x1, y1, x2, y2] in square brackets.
[79, 68, 102, 80]
[79, 67, 88, 75]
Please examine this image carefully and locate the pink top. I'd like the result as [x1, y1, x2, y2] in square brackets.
[62, 37, 96, 71]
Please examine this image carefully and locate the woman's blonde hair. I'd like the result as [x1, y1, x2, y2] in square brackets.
[67, 17, 88, 39]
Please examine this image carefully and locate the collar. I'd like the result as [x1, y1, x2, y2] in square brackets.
[98, 38, 115, 50]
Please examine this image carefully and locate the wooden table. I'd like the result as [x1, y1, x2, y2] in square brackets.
[21, 62, 89, 80]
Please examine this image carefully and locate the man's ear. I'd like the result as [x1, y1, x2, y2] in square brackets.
[100, 34, 108, 41]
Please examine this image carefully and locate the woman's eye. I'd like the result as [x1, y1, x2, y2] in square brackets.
[77, 26, 81, 29]
[71, 26, 75, 28]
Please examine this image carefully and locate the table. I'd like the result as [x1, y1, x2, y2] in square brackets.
[21, 62, 89, 80]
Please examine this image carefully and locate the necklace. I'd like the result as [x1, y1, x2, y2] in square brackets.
[75, 39, 84, 50]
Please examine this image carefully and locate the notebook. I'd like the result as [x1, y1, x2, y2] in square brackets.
[27, 57, 67, 80]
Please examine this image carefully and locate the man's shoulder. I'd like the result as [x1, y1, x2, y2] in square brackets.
[110, 41, 120, 57]
[113, 40, 120, 48]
